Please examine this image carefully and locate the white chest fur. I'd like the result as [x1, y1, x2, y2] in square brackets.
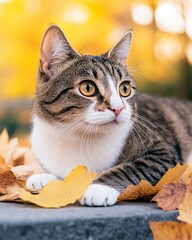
[31, 116, 131, 179]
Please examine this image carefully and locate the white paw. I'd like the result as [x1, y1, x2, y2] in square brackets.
[80, 184, 120, 207]
[26, 173, 58, 191]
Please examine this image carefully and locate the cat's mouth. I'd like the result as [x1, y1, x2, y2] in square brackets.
[87, 117, 124, 127]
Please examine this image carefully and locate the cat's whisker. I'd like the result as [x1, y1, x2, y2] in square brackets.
[55, 120, 86, 151]
[131, 122, 149, 158]
[80, 121, 95, 163]
[132, 116, 169, 154]
[136, 114, 165, 138]
[133, 121, 160, 157]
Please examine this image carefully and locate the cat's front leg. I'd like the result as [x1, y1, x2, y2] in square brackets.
[80, 152, 176, 207]
[26, 173, 58, 191]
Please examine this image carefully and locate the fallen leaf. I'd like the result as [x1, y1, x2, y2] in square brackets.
[11, 165, 33, 181]
[0, 164, 10, 173]
[118, 180, 155, 201]
[4, 138, 18, 164]
[19, 165, 97, 208]
[154, 163, 188, 190]
[118, 163, 188, 201]
[180, 164, 192, 185]
[0, 129, 9, 158]
[0, 170, 24, 201]
[152, 182, 186, 211]
[150, 221, 192, 240]
[178, 181, 192, 224]
[0, 156, 4, 164]
[23, 148, 44, 174]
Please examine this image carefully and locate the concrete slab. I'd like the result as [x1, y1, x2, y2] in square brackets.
[0, 201, 178, 240]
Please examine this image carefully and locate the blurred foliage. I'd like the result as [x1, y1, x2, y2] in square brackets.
[0, 0, 192, 135]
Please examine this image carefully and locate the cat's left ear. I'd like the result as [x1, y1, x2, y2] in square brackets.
[104, 31, 132, 64]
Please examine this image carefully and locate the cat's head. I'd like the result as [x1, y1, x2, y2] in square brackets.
[34, 25, 137, 135]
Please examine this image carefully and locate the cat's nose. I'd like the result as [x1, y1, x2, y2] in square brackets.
[109, 106, 124, 116]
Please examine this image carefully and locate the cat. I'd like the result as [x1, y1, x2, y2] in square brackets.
[26, 24, 192, 207]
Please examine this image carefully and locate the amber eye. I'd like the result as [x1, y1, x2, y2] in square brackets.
[119, 82, 131, 97]
[79, 81, 97, 97]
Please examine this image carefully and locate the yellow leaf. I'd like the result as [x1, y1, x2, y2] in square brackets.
[178, 181, 192, 224]
[0, 129, 9, 158]
[19, 165, 97, 208]
[150, 221, 192, 240]
[118, 163, 188, 201]
[155, 163, 188, 190]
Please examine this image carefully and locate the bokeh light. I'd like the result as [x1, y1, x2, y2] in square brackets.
[131, 4, 153, 25]
[154, 37, 182, 61]
[155, 2, 185, 33]
[0, 0, 191, 136]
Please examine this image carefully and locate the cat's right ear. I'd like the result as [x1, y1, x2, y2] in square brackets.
[39, 25, 80, 76]
[103, 31, 132, 65]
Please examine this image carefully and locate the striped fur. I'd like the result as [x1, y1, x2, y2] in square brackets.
[29, 25, 192, 206]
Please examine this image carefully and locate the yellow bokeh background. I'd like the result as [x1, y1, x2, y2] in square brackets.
[0, 0, 192, 135]
[0, 0, 191, 100]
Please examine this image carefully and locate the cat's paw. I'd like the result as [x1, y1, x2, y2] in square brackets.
[79, 184, 120, 207]
[26, 173, 58, 191]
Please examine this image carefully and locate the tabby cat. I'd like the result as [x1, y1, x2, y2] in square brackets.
[26, 25, 192, 207]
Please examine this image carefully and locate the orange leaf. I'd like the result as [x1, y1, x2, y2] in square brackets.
[152, 182, 186, 211]
[118, 180, 155, 201]
[150, 221, 192, 240]
[19, 165, 97, 208]
[118, 163, 188, 201]
[178, 181, 192, 224]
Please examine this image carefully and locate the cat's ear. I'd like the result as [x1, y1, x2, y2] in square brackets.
[39, 25, 80, 74]
[104, 31, 132, 64]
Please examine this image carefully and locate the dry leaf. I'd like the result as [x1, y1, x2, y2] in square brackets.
[0, 129, 9, 158]
[180, 164, 192, 185]
[118, 163, 188, 201]
[0, 156, 4, 164]
[178, 181, 192, 224]
[152, 182, 186, 211]
[118, 180, 155, 201]
[19, 165, 97, 208]
[0, 164, 10, 173]
[0, 170, 24, 201]
[4, 138, 18, 164]
[150, 221, 192, 240]
[11, 165, 33, 181]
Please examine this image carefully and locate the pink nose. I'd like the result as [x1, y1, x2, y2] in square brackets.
[109, 106, 124, 116]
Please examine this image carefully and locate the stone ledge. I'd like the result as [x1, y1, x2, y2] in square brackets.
[0, 202, 177, 240]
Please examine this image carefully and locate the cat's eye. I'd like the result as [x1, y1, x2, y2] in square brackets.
[119, 82, 131, 97]
[79, 81, 97, 97]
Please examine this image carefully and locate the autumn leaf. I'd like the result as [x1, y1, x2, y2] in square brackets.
[118, 163, 188, 201]
[0, 128, 9, 159]
[152, 182, 186, 211]
[178, 181, 192, 224]
[19, 165, 97, 208]
[0, 170, 24, 201]
[180, 164, 192, 185]
[150, 221, 192, 240]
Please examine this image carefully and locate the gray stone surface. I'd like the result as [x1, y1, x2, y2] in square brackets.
[0, 201, 178, 240]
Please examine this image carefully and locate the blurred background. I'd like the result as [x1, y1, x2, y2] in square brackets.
[0, 0, 192, 138]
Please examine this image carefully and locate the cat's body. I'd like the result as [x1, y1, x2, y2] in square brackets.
[27, 25, 192, 206]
